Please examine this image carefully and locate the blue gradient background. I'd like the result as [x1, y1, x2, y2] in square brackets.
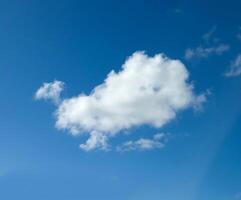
[0, 0, 241, 199]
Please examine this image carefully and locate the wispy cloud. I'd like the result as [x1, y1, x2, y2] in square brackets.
[225, 54, 241, 77]
[35, 52, 206, 151]
[202, 26, 217, 43]
[117, 133, 169, 152]
[185, 27, 230, 60]
[185, 44, 230, 60]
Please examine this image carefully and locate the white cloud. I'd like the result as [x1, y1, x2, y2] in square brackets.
[185, 44, 230, 60]
[117, 133, 168, 152]
[153, 132, 165, 140]
[35, 80, 64, 104]
[36, 51, 206, 151]
[79, 131, 109, 151]
[185, 27, 229, 60]
[225, 54, 241, 77]
[193, 91, 210, 111]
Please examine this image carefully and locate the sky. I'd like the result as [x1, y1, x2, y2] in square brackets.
[0, 0, 241, 199]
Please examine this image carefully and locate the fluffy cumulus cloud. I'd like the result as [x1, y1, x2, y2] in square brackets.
[225, 54, 241, 77]
[117, 133, 168, 152]
[35, 51, 206, 151]
[35, 80, 64, 104]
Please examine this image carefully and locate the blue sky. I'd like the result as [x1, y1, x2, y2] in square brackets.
[1, 0, 241, 199]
